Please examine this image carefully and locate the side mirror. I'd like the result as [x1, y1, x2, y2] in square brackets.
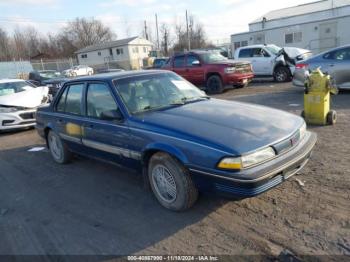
[192, 60, 201, 66]
[100, 109, 123, 121]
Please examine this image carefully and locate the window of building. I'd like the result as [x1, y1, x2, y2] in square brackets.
[97, 52, 101, 56]
[234, 42, 241, 49]
[81, 54, 87, 58]
[86, 83, 118, 119]
[143, 47, 147, 53]
[116, 48, 124, 55]
[285, 32, 302, 44]
[109, 48, 113, 56]
[241, 40, 248, 47]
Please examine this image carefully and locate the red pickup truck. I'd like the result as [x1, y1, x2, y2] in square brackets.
[162, 51, 254, 94]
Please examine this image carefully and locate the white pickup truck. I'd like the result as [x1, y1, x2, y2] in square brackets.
[233, 44, 312, 82]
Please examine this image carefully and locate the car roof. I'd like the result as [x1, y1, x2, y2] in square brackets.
[0, 79, 26, 84]
[64, 70, 170, 83]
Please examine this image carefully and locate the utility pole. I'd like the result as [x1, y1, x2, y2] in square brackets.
[155, 14, 160, 50]
[186, 10, 191, 51]
[144, 20, 149, 40]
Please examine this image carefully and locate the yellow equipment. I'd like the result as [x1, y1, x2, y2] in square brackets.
[302, 68, 338, 125]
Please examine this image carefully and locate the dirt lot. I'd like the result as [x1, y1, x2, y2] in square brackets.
[0, 82, 349, 259]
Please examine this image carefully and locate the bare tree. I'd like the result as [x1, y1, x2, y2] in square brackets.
[62, 17, 116, 49]
[160, 23, 171, 56]
[0, 27, 11, 61]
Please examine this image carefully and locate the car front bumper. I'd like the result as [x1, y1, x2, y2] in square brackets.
[189, 131, 317, 197]
[0, 110, 37, 131]
[224, 72, 254, 85]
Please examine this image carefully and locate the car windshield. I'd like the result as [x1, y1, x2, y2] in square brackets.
[199, 52, 227, 63]
[39, 71, 61, 79]
[265, 45, 282, 55]
[0, 81, 35, 96]
[114, 72, 208, 114]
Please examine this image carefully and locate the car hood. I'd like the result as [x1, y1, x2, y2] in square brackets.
[210, 59, 250, 66]
[133, 99, 304, 154]
[0, 86, 49, 108]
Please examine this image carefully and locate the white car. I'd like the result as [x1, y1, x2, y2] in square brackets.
[233, 44, 312, 82]
[0, 79, 49, 131]
[63, 65, 94, 77]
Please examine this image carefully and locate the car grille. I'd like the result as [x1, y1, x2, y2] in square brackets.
[20, 112, 36, 120]
[235, 64, 252, 73]
[273, 131, 301, 155]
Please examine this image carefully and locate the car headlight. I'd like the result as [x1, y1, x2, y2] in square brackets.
[0, 106, 19, 113]
[224, 67, 236, 74]
[218, 147, 276, 170]
[299, 122, 307, 140]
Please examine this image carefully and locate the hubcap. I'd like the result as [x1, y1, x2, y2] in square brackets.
[49, 134, 62, 160]
[276, 70, 287, 82]
[151, 164, 177, 203]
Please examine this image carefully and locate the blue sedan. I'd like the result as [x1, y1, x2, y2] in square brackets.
[36, 70, 317, 211]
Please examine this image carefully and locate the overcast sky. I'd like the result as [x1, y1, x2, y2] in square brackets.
[0, 0, 316, 43]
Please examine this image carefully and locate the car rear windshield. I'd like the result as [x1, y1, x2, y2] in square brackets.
[199, 52, 227, 63]
[39, 71, 61, 79]
[0, 81, 35, 96]
[114, 72, 206, 114]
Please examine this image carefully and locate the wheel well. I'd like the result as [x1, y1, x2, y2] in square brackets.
[44, 127, 51, 148]
[274, 64, 291, 75]
[142, 149, 185, 168]
[206, 72, 221, 81]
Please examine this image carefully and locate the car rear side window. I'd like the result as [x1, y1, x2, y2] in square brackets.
[57, 84, 84, 115]
[86, 83, 118, 119]
[239, 49, 252, 58]
[173, 56, 185, 68]
[324, 48, 350, 60]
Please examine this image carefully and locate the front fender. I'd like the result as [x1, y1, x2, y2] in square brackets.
[142, 142, 189, 165]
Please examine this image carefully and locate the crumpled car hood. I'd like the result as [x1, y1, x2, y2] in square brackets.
[0, 86, 49, 108]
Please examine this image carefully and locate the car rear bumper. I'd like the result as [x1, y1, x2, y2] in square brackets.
[293, 69, 307, 86]
[189, 131, 317, 197]
[0, 110, 36, 131]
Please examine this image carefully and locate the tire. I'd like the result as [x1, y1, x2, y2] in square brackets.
[274, 66, 291, 82]
[327, 110, 337, 125]
[88, 71, 93, 76]
[72, 72, 77, 77]
[234, 82, 248, 89]
[148, 152, 198, 211]
[47, 130, 72, 164]
[206, 75, 224, 94]
[301, 110, 305, 118]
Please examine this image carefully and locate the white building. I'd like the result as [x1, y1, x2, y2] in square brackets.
[231, 0, 350, 55]
[75, 36, 153, 70]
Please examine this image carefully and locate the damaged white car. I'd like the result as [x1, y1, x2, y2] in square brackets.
[0, 79, 49, 131]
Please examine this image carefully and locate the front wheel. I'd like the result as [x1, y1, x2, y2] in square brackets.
[274, 67, 291, 82]
[47, 131, 72, 164]
[148, 152, 198, 211]
[206, 75, 224, 94]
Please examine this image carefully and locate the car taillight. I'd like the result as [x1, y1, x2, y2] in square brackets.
[296, 63, 308, 69]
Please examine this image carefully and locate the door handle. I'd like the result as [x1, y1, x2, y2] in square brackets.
[57, 119, 64, 124]
[84, 123, 94, 129]
[329, 64, 335, 67]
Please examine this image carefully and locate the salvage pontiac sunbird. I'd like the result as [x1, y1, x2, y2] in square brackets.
[36, 70, 317, 211]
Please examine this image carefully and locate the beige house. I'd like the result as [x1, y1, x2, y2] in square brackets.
[75, 36, 154, 70]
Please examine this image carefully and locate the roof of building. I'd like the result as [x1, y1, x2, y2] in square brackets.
[75, 36, 153, 54]
[251, 0, 350, 24]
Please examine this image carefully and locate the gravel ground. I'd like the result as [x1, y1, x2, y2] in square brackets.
[0, 82, 349, 259]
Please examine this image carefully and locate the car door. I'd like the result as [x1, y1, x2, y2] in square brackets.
[80, 82, 134, 165]
[172, 55, 188, 80]
[250, 48, 273, 75]
[53, 83, 85, 152]
[185, 54, 205, 85]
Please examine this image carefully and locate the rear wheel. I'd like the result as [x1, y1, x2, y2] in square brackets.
[206, 75, 224, 94]
[274, 66, 291, 82]
[47, 131, 72, 164]
[148, 152, 198, 211]
[327, 110, 337, 125]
